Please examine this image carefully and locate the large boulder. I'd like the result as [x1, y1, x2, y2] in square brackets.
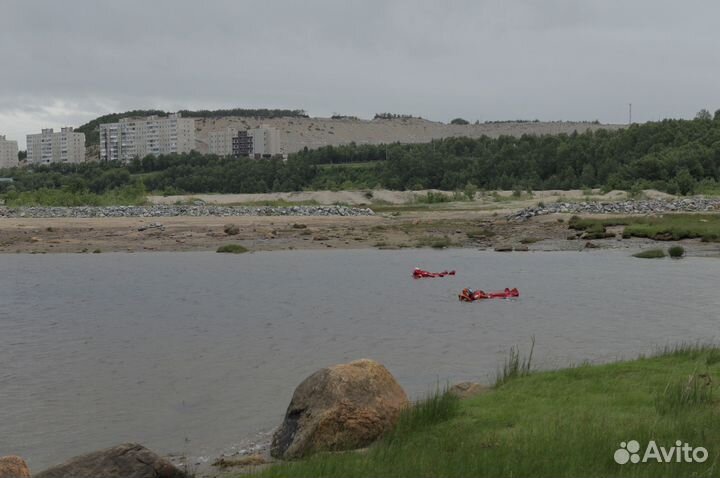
[35, 443, 186, 478]
[0, 456, 31, 478]
[271, 359, 409, 459]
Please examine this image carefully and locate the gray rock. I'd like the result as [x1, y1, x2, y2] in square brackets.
[35, 443, 186, 478]
[506, 197, 720, 222]
[0, 205, 375, 219]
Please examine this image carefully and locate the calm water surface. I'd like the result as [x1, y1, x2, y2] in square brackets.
[1, 249, 719, 469]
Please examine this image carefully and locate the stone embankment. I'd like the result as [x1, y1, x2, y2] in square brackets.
[0, 205, 375, 219]
[507, 198, 720, 222]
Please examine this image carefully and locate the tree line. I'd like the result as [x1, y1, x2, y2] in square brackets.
[3, 116, 720, 199]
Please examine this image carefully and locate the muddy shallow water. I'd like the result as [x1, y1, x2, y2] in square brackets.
[2, 249, 718, 470]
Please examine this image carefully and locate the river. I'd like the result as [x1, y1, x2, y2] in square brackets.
[1, 249, 718, 470]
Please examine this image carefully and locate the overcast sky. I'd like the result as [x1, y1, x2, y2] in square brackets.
[1, 0, 719, 148]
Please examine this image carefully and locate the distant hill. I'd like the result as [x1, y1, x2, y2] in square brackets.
[193, 116, 624, 155]
[78, 108, 625, 159]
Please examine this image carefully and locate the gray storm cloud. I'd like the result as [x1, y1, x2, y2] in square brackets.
[1, 0, 719, 148]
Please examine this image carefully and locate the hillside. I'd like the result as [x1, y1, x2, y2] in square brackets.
[194, 116, 625, 154]
[79, 108, 625, 159]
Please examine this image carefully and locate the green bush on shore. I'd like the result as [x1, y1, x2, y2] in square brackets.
[633, 248, 666, 259]
[216, 244, 248, 254]
[668, 245, 686, 258]
[261, 344, 720, 478]
[570, 214, 720, 243]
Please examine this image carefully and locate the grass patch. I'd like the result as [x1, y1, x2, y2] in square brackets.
[3, 185, 147, 207]
[496, 337, 535, 386]
[655, 370, 713, 416]
[261, 344, 720, 478]
[569, 214, 720, 242]
[216, 244, 248, 254]
[389, 388, 461, 440]
[467, 228, 496, 239]
[633, 248, 666, 259]
[414, 191, 454, 204]
[519, 237, 540, 244]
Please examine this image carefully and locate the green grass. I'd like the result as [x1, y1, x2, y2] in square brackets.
[519, 237, 540, 244]
[633, 248, 666, 259]
[569, 214, 720, 242]
[259, 344, 720, 478]
[216, 244, 248, 254]
[495, 336, 535, 387]
[3, 185, 147, 207]
[467, 228, 496, 240]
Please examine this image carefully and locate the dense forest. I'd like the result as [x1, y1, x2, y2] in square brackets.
[3, 116, 720, 204]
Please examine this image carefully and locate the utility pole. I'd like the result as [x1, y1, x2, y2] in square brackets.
[628, 103, 632, 125]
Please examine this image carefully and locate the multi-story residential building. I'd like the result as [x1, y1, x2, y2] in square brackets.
[248, 125, 281, 157]
[231, 130, 253, 157]
[0, 135, 19, 169]
[99, 113, 196, 162]
[220, 125, 282, 158]
[208, 128, 235, 156]
[0, 135, 19, 168]
[26, 127, 85, 165]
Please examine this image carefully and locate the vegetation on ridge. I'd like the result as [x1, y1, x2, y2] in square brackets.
[4, 114, 720, 205]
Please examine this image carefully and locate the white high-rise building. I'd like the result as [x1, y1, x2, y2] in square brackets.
[208, 128, 235, 156]
[248, 125, 281, 157]
[26, 128, 85, 165]
[0, 135, 19, 169]
[219, 125, 282, 158]
[99, 113, 196, 162]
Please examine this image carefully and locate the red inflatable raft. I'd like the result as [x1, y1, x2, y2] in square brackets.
[459, 287, 519, 301]
[413, 268, 456, 279]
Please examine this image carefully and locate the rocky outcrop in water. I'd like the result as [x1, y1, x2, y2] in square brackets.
[271, 359, 409, 459]
[35, 443, 186, 478]
[0, 205, 375, 219]
[0, 456, 31, 478]
[507, 198, 720, 222]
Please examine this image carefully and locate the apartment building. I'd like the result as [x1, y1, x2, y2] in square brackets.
[231, 130, 253, 157]
[209, 125, 282, 158]
[249, 125, 281, 157]
[26, 127, 86, 165]
[99, 113, 196, 162]
[0, 135, 19, 168]
[208, 128, 235, 156]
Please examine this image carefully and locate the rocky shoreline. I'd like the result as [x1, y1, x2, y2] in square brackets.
[0, 205, 375, 219]
[507, 198, 720, 222]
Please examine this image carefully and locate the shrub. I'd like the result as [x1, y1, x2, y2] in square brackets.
[668, 245, 685, 258]
[633, 249, 666, 259]
[216, 244, 248, 254]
